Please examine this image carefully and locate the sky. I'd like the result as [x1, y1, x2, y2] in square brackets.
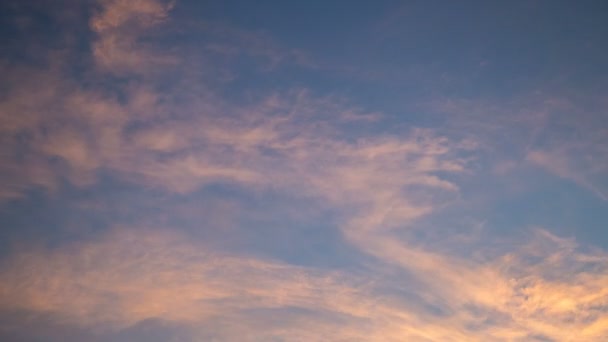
[1, 0, 608, 341]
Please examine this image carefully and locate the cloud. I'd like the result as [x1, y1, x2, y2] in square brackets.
[527, 148, 608, 201]
[90, 0, 176, 73]
[428, 92, 608, 203]
[1, 227, 607, 341]
[1, 0, 468, 218]
[2, 1, 608, 341]
[0, 227, 442, 340]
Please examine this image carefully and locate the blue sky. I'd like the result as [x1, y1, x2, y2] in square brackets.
[1, 0, 608, 341]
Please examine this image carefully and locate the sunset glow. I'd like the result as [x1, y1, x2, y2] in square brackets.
[1, 1, 608, 341]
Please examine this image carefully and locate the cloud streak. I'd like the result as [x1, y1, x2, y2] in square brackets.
[1, 227, 607, 341]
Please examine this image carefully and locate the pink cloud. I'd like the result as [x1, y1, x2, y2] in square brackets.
[90, 0, 177, 73]
[2, 1, 608, 340]
[1, 226, 607, 340]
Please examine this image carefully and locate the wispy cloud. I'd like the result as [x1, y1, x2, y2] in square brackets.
[527, 148, 608, 201]
[1, 227, 607, 340]
[1, 0, 608, 341]
[90, 0, 177, 73]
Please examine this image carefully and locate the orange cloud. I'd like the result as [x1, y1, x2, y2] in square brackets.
[2, 2, 608, 340]
[1, 227, 607, 340]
